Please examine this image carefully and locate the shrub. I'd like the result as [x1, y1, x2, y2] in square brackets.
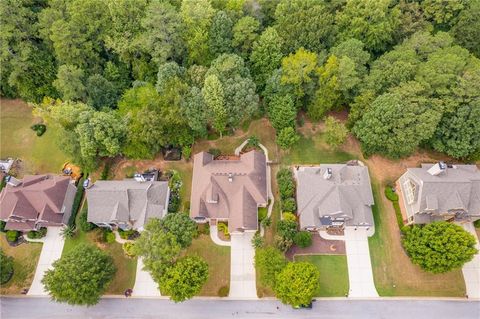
[277, 219, 297, 241]
[122, 242, 136, 258]
[385, 186, 399, 202]
[30, 123, 46, 136]
[402, 222, 478, 273]
[277, 168, 295, 200]
[6, 230, 19, 243]
[27, 227, 47, 239]
[78, 206, 96, 232]
[294, 231, 312, 248]
[282, 198, 296, 212]
[282, 212, 296, 222]
[218, 286, 229, 297]
[247, 135, 259, 148]
[474, 219, 480, 228]
[208, 148, 221, 158]
[60, 225, 76, 239]
[261, 217, 272, 228]
[100, 163, 111, 180]
[168, 170, 182, 213]
[217, 222, 230, 238]
[274, 262, 319, 307]
[255, 247, 287, 288]
[251, 233, 264, 248]
[258, 207, 268, 222]
[105, 231, 116, 244]
[118, 229, 136, 240]
[0, 221, 7, 232]
[275, 235, 293, 252]
[68, 176, 86, 227]
[182, 146, 192, 160]
[0, 249, 14, 284]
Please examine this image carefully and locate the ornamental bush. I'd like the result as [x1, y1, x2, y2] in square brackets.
[78, 206, 96, 232]
[402, 222, 478, 273]
[30, 124, 46, 136]
[6, 230, 19, 243]
[0, 249, 14, 284]
[105, 231, 115, 244]
[385, 186, 399, 201]
[255, 247, 287, 289]
[274, 262, 319, 307]
[277, 168, 295, 200]
[27, 227, 47, 239]
[282, 198, 297, 212]
[277, 219, 297, 241]
[122, 242, 136, 258]
[294, 231, 312, 248]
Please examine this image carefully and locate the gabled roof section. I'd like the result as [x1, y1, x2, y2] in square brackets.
[190, 150, 268, 232]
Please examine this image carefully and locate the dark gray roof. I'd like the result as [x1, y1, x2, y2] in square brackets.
[402, 164, 480, 216]
[86, 180, 169, 229]
[296, 165, 374, 228]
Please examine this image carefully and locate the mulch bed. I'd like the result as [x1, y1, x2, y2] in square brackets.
[285, 233, 346, 261]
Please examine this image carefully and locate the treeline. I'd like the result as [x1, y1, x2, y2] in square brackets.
[2, 0, 479, 170]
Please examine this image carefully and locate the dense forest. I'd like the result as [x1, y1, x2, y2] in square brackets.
[1, 0, 479, 171]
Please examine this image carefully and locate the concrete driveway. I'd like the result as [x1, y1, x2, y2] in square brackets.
[28, 227, 65, 296]
[460, 222, 480, 299]
[132, 257, 161, 297]
[229, 232, 257, 299]
[344, 227, 379, 298]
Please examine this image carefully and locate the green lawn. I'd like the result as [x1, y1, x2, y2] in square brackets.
[281, 131, 355, 165]
[183, 234, 230, 296]
[295, 255, 349, 297]
[0, 99, 69, 174]
[368, 179, 466, 296]
[0, 235, 42, 295]
[62, 207, 137, 295]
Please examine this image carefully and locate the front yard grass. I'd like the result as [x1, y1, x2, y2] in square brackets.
[0, 236, 42, 295]
[62, 209, 137, 295]
[295, 255, 349, 297]
[0, 99, 69, 174]
[368, 180, 466, 297]
[183, 234, 230, 296]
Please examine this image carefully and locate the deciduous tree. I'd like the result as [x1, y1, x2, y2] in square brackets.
[160, 213, 198, 248]
[324, 116, 348, 149]
[250, 27, 283, 91]
[274, 262, 319, 307]
[254, 247, 287, 289]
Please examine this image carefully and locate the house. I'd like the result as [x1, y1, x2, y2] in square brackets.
[86, 174, 169, 231]
[190, 150, 268, 233]
[0, 175, 77, 231]
[397, 162, 480, 224]
[296, 164, 374, 231]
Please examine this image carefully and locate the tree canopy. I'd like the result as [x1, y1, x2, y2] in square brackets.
[274, 262, 319, 307]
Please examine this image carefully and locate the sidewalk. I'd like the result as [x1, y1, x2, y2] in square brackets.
[28, 227, 65, 296]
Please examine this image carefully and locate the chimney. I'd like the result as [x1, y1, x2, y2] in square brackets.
[228, 173, 233, 183]
[323, 168, 332, 180]
[134, 173, 146, 182]
[427, 162, 447, 176]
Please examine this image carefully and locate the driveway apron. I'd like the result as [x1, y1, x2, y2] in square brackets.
[132, 257, 161, 297]
[229, 232, 257, 299]
[344, 227, 379, 298]
[28, 227, 65, 296]
[460, 222, 480, 299]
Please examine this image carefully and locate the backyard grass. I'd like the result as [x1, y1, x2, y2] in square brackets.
[295, 255, 349, 297]
[62, 208, 137, 295]
[0, 236, 42, 295]
[183, 234, 230, 296]
[0, 99, 69, 175]
[368, 179, 466, 297]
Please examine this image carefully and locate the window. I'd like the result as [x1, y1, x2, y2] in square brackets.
[403, 179, 416, 204]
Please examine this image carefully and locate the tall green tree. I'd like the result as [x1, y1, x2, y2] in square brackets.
[203, 74, 227, 136]
[254, 247, 287, 289]
[209, 11, 233, 57]
[402, 222, 477, 273]
[160, 213, 198, 249]
[274, 262, 319, 307]
[336, 0, 401, 53]
[180, 0, 216, 65]
[274, 0, 336, 53]
[250, 27, 283, 91]
[134, 218, 182, 283]
[232, 16, 260, 58]
[53, 65, 86, 101]
[276, 127, 299, 150]
[182, 86, 208, 137]
[450, 0, 480, 57]
[268, 94, 296, 132]
[86, 74, 117, 109]
[281, 48, 317, 106]
[42, 244, 115, 305]
[421, 0, 465, 27]
[160, 256, 209, 302]
[324, 116, 348, 149]
[353, 82, 442, 158]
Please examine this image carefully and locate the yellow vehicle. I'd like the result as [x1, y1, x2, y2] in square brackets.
[61, 162, 82, 181]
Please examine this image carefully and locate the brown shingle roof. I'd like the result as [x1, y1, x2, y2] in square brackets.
[190, 150, 268, 232]
[0, 175, 75, 231]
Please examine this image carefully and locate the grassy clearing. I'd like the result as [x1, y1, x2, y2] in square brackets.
[183, 234, 230, 296]
[295, 255, 349, 297]
[0, 236, 42, 295]
[0, 99, 68, 175]
[368, 180, 466, 297]
[62, 211, 137, 295]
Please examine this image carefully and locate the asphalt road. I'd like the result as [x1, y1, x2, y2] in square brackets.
[1, 297, 479, 319]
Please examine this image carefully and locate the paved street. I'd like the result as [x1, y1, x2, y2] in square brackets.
[1, 297, 479, 319]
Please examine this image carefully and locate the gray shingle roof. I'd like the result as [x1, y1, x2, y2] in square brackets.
[296, 165, 374, 228]
[86, 180, 169, 229]
[402, 164, 480, 218]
